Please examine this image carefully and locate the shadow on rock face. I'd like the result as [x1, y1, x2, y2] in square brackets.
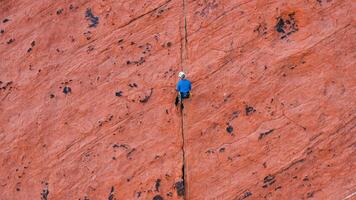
[115, 91, 123, 97]
[108, 186, 115, 200]
[245, 105, 256, 116]
[155, 179, 161, 192]
[175, 180, 185, 196]
[40, 182, 49, 200]
[153, 195, 163, 200]
[275, 12, 299, 39]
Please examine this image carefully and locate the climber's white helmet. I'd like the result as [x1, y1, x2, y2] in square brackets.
[178, 71, 185, 79]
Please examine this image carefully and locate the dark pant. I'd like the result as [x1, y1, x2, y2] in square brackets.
[180, 92, 190, 99]
[175, 92, 190, 106]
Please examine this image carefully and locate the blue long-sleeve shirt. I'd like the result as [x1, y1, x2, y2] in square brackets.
[176, 79, 192, 93]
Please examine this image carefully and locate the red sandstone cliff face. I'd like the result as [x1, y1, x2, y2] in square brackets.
[0, 0, 355, 199]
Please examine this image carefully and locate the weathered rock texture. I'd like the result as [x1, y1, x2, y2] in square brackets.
[0, 0, 355, 199]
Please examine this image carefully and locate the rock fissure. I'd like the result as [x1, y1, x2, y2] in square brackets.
[179, 0, 189, 199]
[177, 84, 187, 197]
[115, 0, 172, 31]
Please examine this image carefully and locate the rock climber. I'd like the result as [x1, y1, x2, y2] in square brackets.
[175, 71, 192, 107]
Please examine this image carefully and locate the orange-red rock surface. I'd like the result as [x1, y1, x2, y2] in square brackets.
[0, 0, 355, 199]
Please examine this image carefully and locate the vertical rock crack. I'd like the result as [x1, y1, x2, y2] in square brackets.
[179, 0, 188, 199]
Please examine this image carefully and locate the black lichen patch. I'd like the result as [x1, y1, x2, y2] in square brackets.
[126, 148, 136, 159]
[262, 175, 276, 188]
[87, 45, 95, 53]
[112, 144, 129, 149]
[282, 63, 298, 70]
[139, 95, 150, 103]
[108, 186, 115, 200]
[3, 18, 10, 23]
[139, 89, 153, 103]
[15, 182, 21, 191]
[307, 191, 316, 198]
[155, 179, 161, 192]
[69, 4, 79, 10]
[7, 38, 15, 44]
[115, 91, 122, 97]
[244, 191, 252, 198]
[263, 162, 267, 168]
[154, 34, 160, 41]
[50, 94, 55, 98]
[0, 81, 13, 90]
[153, 195, 163, 200]
[128, 83, 138, 88]
[41, 190, 49, 200]
[85, 8, 99, 28]
[275, 13, 299, 39]
[83, 31, 92, 40]
[275, 18, 285, 33]
[126, 57, 145, 66]
[258, 129, 274, 140]
[245, 105, 256, 116]
[56, 8, 64, 15]
[205, 149, 214, 154]
[236, 190, 252, 200]
[254, 22, 267, 36]
[162, 69, 175, 79]
[29, 41, 36, 51]
[0, 29, 4, 34]
[230, 111, 239, 121]
[98, 115, 114, 127]
[226, 125, 233, 134]
[69, 35, 75, 42]
[139, 43, 152, 54]
[40, 183, 49, 200]
[175, 180, 185, 196]
[275, 186, 282, 191]
[152, 6, 169, 18]
[63, 86, 71, 94]
[162, 41, 172, 48]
